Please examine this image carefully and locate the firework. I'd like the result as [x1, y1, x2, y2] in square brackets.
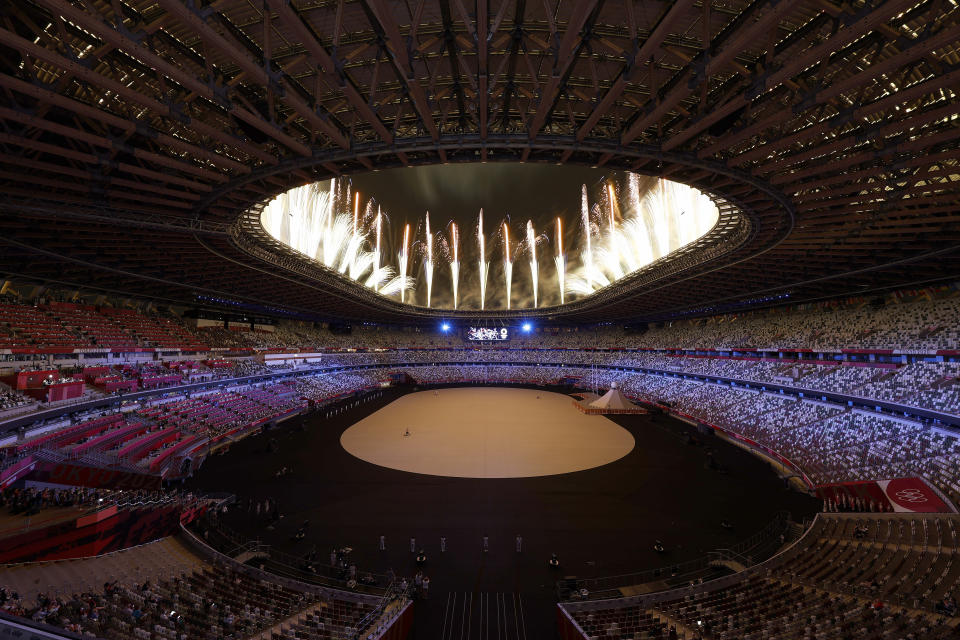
[353, 191, 360, 234]
[555, 217, 565, 305]
[527, 220, 538, 308]
[607, 183, 617, 236]
[449, 222, 460, 310]
[478, 209, 488, 310]
[262, 175, 719, 310]
[374, 206, 382, 292]
[398, 223, 411, 303]
[502, 222, 512, 310]
[581, 184, 593, 290]
[424, 212, 434, 308]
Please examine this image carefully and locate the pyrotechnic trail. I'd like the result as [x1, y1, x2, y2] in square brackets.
[477, 210, 488, 310]
[374, 206, 382, 292]
[353, 192, 360, 234]
[581, 184, 593, 290]
[322, 178, 336, 265]
[398, 223, 411, 303]
[503, 222, 513, 310]
[555, 217, 565, 305]
[424, 212, 434, 308]
[527, 220, 538, 308]
[449, 222, 460, 310]
[607, 183, 617, 236]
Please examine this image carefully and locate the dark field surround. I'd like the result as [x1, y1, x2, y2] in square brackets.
[187, 385, 819, 638]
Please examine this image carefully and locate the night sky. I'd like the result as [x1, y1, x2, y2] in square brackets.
[349, 163, 613, 232]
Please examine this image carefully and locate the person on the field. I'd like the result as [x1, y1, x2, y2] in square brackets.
[515, 534, 523, 552]
[482, 535, 489, 553]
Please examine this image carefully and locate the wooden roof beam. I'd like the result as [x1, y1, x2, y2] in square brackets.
[0, 29, 268, 168]
[363, 0, 440, 140]
[528, 0, 600, 140]
[0, 107, 228, 184]
[660, 0, 922, 152]
[154, 0, 327, 154]
[577, 0, 695, 142]
[478, 0, 489, 139]
[730, 59, 960, 166]
[266, 0, 395, 145]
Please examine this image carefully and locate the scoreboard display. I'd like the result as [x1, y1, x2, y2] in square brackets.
[466, 327, 509, 341]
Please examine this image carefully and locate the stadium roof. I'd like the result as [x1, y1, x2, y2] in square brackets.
[0, 0, 958, 324]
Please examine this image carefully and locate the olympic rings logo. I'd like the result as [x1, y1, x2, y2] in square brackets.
[894, 488, 928, 503]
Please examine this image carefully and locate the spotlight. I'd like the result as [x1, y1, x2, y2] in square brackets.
[441, 323, 451, 332]
[522, 322, 532, 333]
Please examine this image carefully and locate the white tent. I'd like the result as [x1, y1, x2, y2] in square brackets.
[588, 383, 636, 411]
[575, 392, 601, 405]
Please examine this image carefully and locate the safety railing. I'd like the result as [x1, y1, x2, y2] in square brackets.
[559, 511, 793, 601]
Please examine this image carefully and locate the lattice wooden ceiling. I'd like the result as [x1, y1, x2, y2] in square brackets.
[0, 0, 958, 323]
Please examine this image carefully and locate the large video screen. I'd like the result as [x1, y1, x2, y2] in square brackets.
[466, 327, 509, 341]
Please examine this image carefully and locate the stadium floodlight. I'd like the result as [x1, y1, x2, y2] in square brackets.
[522, 322, 532, 332]
[441, 322, 451, 332]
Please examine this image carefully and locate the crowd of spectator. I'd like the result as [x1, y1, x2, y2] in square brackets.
[7, 351, 960, 503]
[0, 300, 211, 352]
[2, 291, 960, 521]
[2, 290, 960, 639]
[254, 362, 960, 508]
[292, 372, 382, 405]
[198, 294, 960, 354]
[227, 360, 272, 378]
[1, 560, 377, 640]
[295, 348, 958, 419]
[0, 386, 31, 412]
[564, 513, 960, 639]
[0, 486, 99, 517]
[1, 381, 309, 479]
[0, 486, 181, 520]
[2, 287, 959, 356]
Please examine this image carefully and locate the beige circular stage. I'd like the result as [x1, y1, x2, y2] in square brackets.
[339, 387, 636, 478]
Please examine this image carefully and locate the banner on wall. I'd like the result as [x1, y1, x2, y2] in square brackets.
[30, 462, 163, 491]
[876, 478, 950, 513]
[816, 477, 954, 513]
[0, 502, 208, 563]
